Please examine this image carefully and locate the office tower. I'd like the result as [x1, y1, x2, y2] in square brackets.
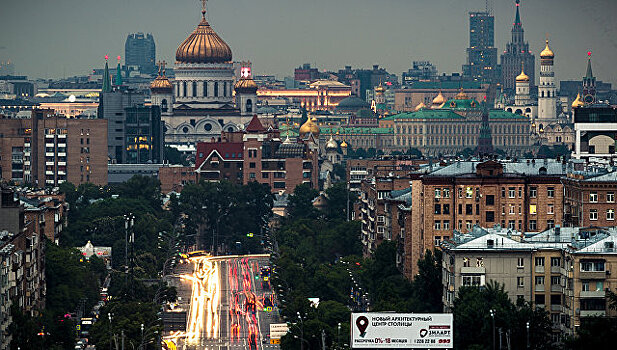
[125, 33, 156, 75]
[463, 11, 498, 83]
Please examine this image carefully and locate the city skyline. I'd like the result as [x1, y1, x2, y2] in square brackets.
[1, 0, 616, 85]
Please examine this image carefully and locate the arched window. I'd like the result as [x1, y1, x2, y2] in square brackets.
[214, 82, 219, 97]
[203, 82, 208, 97]
[246, 99, 253, 113]
[182, 82, 187, 97]
[192, 82, 197, 97]
[161, 99, 168, 112]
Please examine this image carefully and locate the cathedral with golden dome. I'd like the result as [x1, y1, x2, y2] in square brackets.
[150, 2, 257, 146]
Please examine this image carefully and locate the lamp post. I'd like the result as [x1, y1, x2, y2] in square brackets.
[526, 321, 530, 349]
[489, 309, 495, 350]
[108, 313, 113, 350]
[297, 312, 305, 350]
[140, 323, 144, 350]
[337, 322, 342, 349]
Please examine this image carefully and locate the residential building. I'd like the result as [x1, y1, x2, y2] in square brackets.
[0, 110, 108, 186]
[195, 115, 319, 194]
[158, 165, 196, 194]
[564, 172, 617, 227]
[21, 189, 67, 244]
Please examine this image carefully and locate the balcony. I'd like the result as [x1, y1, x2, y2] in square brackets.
[461, 267, 486, 274]
[45, 171, 54, 176]
[45, 143, 55, 147]
[58, 171, 66, 176]
[580, 310, 606, 317]
[45, 152, 54, 157]
[550, 305, 562, 312]
[551, 285, 563, 293]
[57, 152, 66, 157]
[45, 161, 54, 166]
[535, 266, 545, 274]
[579, 271, 606, 280]
[551, 266, 561, 274]
[57, 161, 66, 166]
[580, 290, 605, 298]
[535, 285, 545, 292]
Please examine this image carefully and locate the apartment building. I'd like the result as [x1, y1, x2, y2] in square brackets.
[0, 110, 108, 186]
[442, 226, 617, 341]
[564, 172, 617, 227]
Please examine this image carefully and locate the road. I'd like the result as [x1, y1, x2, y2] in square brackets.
[164, 254, 282, 350]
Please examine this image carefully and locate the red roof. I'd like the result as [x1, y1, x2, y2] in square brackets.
[245, 114, 265, 133]
[195, 142, 244, 169]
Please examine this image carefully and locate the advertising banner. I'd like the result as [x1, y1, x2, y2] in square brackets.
[351, 313, 453, 348]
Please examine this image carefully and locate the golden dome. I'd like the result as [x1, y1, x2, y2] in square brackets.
[455, 88, 469, 100]
[299, 117, 320, 136]
[415, 102, 427, 111]
[150, 76, 173, 92]
[516, 65, 530, 82]
[234, 78, 258, 94]
[432, 92, 446, 105]
[326, 136, 338, 149]
[340, 140, 348, 148]
[375, 83, 386, 93]
[540, 39, 554, 59]
[572, 93, 584, 108]
[176, 14, 232, 64]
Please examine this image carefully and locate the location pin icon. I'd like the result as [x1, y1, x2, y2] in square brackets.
[356, 316, 369, 336]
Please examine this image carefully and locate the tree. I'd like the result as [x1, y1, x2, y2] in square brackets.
[325, 182, 350, 221]
[287, 183, 319, 220]
[405, 147, 423, 158]
[164, 146, 189, 165]
[118, 175, 162, 211]
[412, 250, 443, 312]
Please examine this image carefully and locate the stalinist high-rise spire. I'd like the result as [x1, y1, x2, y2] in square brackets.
[500, 0, 535, 93]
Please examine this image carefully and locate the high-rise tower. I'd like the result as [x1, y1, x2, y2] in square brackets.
[463, 11, 498, 83]
[538, 38, 556, 122]
[125, 33, 156, 75]
[500, 0, 535, 93]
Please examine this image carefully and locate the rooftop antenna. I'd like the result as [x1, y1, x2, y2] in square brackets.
[200, 0, 207, 19]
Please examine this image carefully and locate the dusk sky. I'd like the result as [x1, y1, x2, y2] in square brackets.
[1, 0, 616, 85]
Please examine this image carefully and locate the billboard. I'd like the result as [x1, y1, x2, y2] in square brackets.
[269, 323, 289, 339]
[351, 313, 453, 348]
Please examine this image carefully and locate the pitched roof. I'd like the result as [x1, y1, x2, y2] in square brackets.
[245, 114, 265, 133]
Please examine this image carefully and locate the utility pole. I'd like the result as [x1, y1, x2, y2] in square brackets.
[121, 330, 125, 350]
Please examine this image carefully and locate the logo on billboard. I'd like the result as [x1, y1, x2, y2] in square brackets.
[356, 316, 369, 338]
[419, 329, 428, 338]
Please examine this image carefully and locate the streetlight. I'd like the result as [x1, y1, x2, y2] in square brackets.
[140, 323, 144, 350]
[297, 312, 305, 350]
[108, 313, 113, 350]
[489, 309, 495, 350]
[337, 322, 342, 348]
[526, 321, 530, 349]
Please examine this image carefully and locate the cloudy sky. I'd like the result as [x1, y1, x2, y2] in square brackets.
[1, 0, 616, 85]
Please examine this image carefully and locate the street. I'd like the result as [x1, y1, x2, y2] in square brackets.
[164, 254, 282, 350]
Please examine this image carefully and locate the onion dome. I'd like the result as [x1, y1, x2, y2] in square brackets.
[415, 102, 427, 111]
[540, 39, 554, 59]
[234, 77, 258, 94]
[150, 75, 173, 93]
[432, 92, 446, 105]
[516, 66, 530, 82]
[299, 117, 320, 136]
[175, 11, 232, 64]
[375, 83, 386, 93]
[340, 140, 348, 148]
[455, 88, 469, 100]
[326, 136, 338, 150]
[572, 93, 584, 108]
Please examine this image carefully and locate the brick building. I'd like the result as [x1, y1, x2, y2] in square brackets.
[21, 189, 67, 243]
[195, 115, 319, 193]
[158, 165, 196, 193]
[0, 110, 108, 186]
[563, 172, 617, 228]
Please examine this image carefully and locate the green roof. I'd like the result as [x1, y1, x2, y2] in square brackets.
[489, 110, 529, 119]
[384, 109, 465, 120]
[404, 81, 484, 90]
[321, 127, 393, 135]
[442, 98, 481, 110]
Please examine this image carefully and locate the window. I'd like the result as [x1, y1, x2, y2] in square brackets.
[262, 172, 269, 178]
[434, 221, 441, 230]
[547, 204, 554, 214]
[476, 258, 484, 267]
[530, 187, 537, 198]
[517, 277, 524, 288]
[249, 162, 256, 168]
[509, 187, 516, 198]
[517, 258, 524, 268]
[273, 181, 285, 189]
[466, 220, 472, 230]
[501, 187, 506, 198]
[434, 204, 441, 215]
[590, 192, 598, 203]
[434, 236, 442, 246]
[518, 187, 522, 198]
[466, 204, 473, 215]
[529, 220, 537, 230]
[580, 260, 605, 272]
[458, 188, 463, 198]
[486, 211, 495, 222]
[590, 209, 598, 221]
[547, 187, 555, 198]
[508, 220, 515, 229]
[608, 192, 615, 203]
[582, 281, 590, 291]
[458, 204, 463, 214]
[550, 294, 561, 306]
[249, 172, 256, 179]
[547, 220, 555, 229]
[608, 209, 615, 221]
[443, 188, 450, 198]
[509, 204, 515, 215]
[551, 257, 561, 267]
[443, 204, 450, 215]
[377, 215, 385, 223]
[434, 188, 441, 198]
[535, 257, 545, 266]
[502, 205, 506, 215]
[463, 257, 470, 267]
[551, 276, 561, 285]
[535, 294, 545, 305]
[529, 204, 537, 215]
[462, 275, 483, 287]
[443, 220, 450, 230]
[535, 276, 545, 285]
[486, 195, 494, 206]
[465, 187, 473, 198]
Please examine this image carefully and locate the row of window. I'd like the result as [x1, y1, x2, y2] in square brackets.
[177, 81, 230, 98]
[433, 186, 555, 199]
[589, 191, 615, 203]
[589, 209, 615, 221]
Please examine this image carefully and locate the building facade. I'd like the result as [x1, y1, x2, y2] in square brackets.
[500, 0, 535, 93]
[125, 33, 156, 75]
[463, 11, 498, 83]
